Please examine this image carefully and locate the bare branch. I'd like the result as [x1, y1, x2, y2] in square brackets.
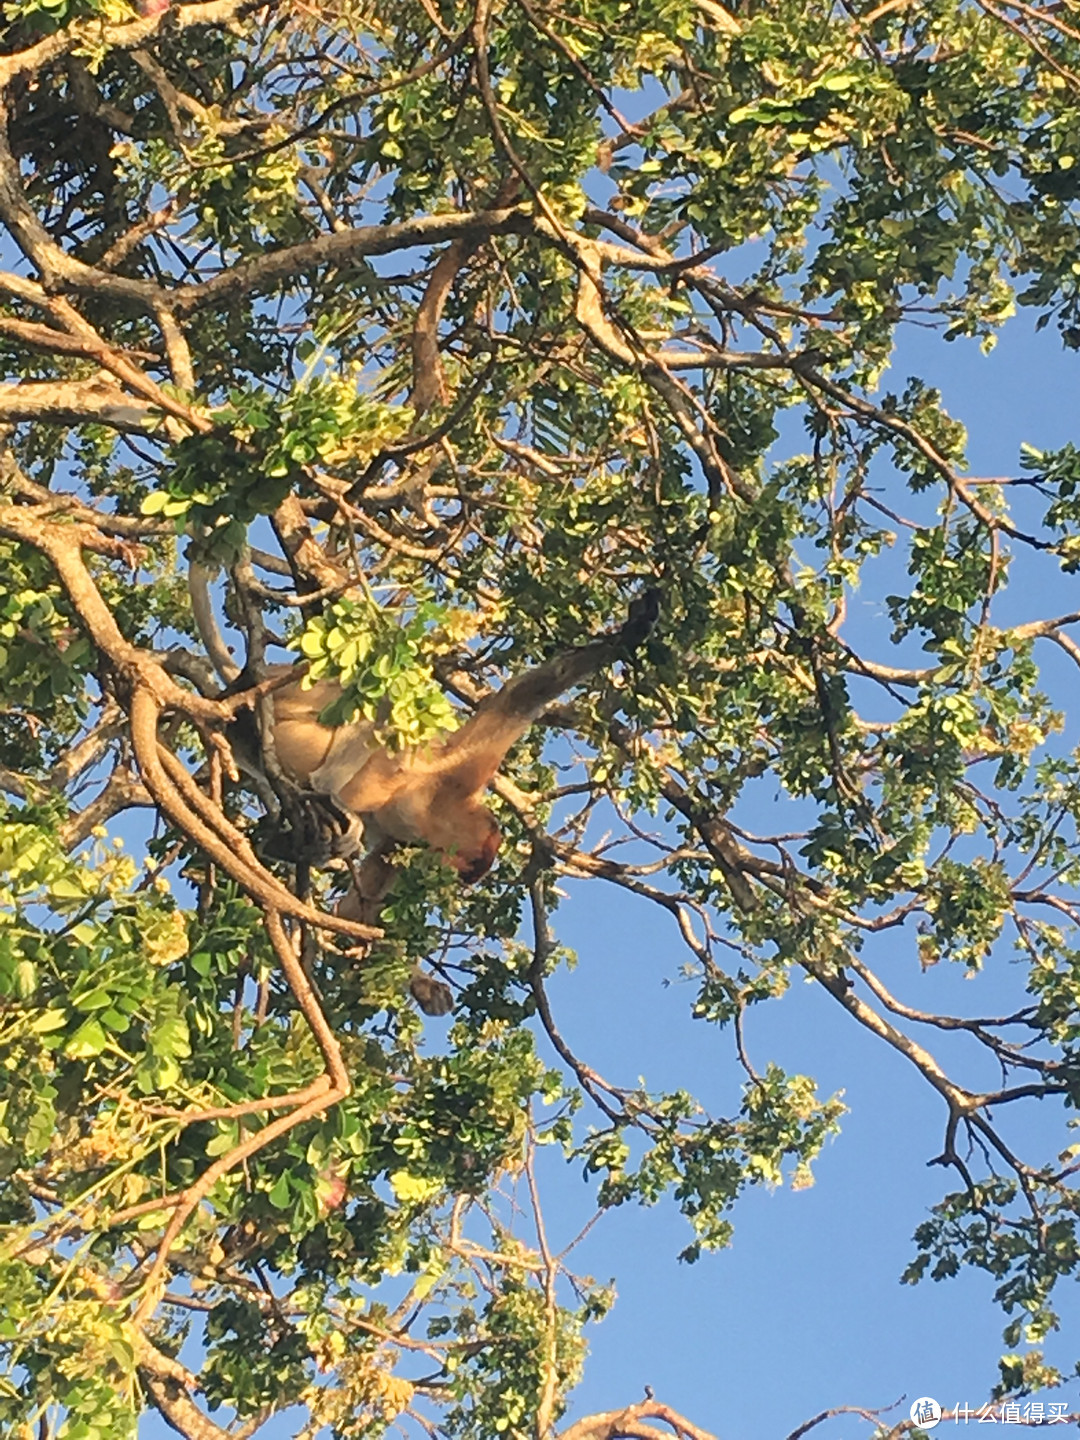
[58, 766, 153, 850]
[138, 1338, 236, 1440]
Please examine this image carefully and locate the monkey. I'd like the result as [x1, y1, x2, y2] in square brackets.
[253, 588, 660, 889]
[199, 574, 658, 1013]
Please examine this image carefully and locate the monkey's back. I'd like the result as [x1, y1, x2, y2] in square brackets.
[270, 676, 381, 800]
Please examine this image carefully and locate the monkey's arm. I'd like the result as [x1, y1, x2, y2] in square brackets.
[432, 590, 658, 794]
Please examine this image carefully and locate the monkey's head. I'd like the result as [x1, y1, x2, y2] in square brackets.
[451, 809, 502, 884]
[437, 803, 500, 884]
[381, 783, 501, 884]
[416, 793, 501, 884]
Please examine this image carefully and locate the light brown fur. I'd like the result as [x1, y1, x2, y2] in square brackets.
[225, 597, 656, 1014]
[240, 591, 658, 887]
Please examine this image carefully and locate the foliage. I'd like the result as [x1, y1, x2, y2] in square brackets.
[294, 595, 460, 743]
[0, 0, 1079, 1436]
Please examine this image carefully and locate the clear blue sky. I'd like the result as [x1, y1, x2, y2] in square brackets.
[138, 308, 1080, 1440]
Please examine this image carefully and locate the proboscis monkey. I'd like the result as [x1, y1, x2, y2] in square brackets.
[210, 581, 659, 1012]
[260, 589, 659, 883]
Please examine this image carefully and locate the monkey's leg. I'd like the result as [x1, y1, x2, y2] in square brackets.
[337, 850, 454, 1017]
[338, 849, 395, 927]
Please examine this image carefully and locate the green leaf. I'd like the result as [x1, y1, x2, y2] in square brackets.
[205, 1127, 238, 1157]
[267, 1172, 292, 1209]
[29, 1007, 68, 1034]
[389, 1170, 442, 1204]
[50, 877, 88, 899]
[65, 1018, 108, 1059]
[74, 987, 114, 1011]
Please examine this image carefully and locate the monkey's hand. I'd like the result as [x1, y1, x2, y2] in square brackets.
[262, 788, 363, 866]
[409, 966, 454, 1016]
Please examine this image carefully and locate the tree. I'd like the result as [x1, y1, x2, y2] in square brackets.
[2, 0, 1080, 1434]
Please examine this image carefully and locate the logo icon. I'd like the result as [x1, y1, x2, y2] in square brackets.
[909, 1397, 942, 1430]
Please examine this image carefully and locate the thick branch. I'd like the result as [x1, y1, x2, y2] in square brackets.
[558, 1401, 717, 1440]
[49, 702, 126, 788]
[0, 378, 160, 432]
[0, 0, 253, 89]
[138, 1340, 235, 1440]
[171, 206, 531, 316]
[271, 493, 349, 595]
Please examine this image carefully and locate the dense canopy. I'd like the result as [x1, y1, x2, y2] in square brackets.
[2, 0, 1080, 1435]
